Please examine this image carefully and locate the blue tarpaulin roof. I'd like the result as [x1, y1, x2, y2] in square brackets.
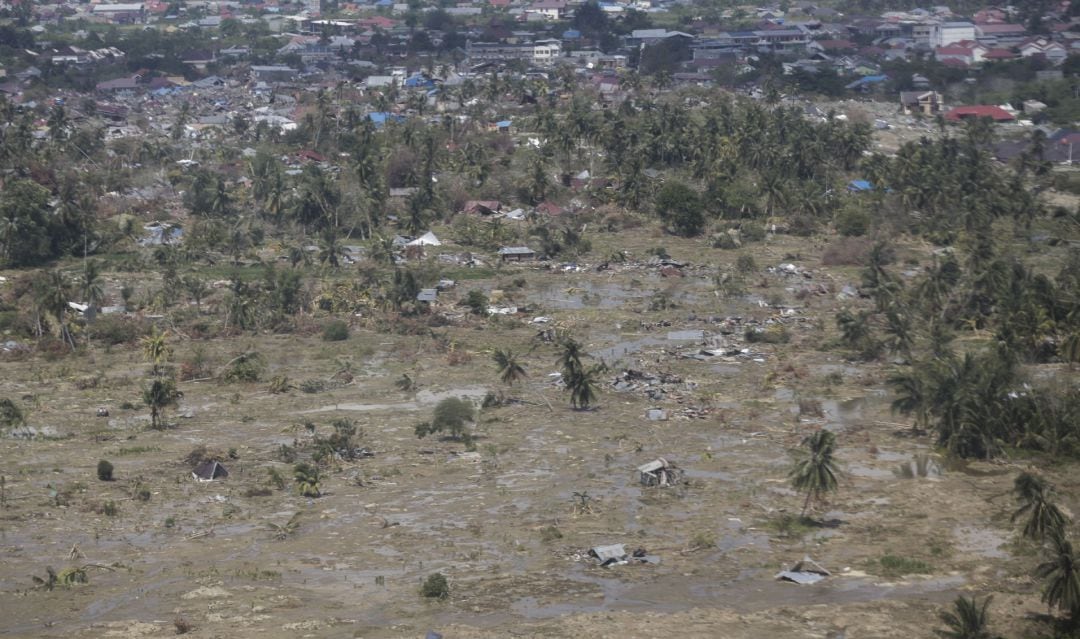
[848, 179, 873, 191]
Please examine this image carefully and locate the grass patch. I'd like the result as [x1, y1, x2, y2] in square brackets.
[763, 513, 816, 539]
[117, 446, 161, 456]
[876, 555, 932, 577]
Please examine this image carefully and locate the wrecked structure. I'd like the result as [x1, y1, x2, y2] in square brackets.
[636, 458, 684, 488]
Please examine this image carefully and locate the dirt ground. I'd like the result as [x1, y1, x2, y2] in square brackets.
[0, 227, 1073, 639]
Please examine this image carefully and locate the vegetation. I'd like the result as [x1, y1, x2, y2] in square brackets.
[789, 430, 840, 517]
[420, 572, 450, 600]
[415, 397, 475, 442]
[1012, 472, 1069, 542]
[96, 460, 114, 482]
[935, 595, 997, 639]
[321, 320, 349, 342]
[293, 463, 322, 498]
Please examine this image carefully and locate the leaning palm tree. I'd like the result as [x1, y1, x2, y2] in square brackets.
[1036, 531, 1080, 619]
[492, 349, 527, 386]
[935, 595, 996, 639]
[1013, 472, 1069, 541]
[789, 429, 840, 517]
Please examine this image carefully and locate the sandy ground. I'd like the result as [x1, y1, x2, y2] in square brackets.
[0, 228, 1073, 638]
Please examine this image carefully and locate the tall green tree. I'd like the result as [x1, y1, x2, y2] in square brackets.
[1037, 531, 1080, 619]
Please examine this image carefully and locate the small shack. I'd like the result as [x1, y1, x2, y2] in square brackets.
[589, 544, 627, 566]
[498, 246, 536, 263]
[192, 460, 229, 482]
[637, 458, 683, 487]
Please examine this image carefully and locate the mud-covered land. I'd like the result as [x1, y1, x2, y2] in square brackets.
[0, 228, 1073, 639]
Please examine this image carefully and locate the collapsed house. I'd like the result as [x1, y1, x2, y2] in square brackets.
[775, 556, 831, 585]
[637, 458, 684, 487]
[192, 460, 229, 482]
[587, 544, 659, 567]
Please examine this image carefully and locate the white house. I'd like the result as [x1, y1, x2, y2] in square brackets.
[532, 39, 562, 64]
[939, 21, 976, 46]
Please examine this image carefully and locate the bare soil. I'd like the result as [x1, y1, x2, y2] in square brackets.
[0, 229, 1071, 638]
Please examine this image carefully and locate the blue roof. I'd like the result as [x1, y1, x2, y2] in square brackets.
[563, 29, 581, 38]
[495, 120, 512, 128]
[369, 112, 406, 127]
[845, 74, 888, 89]
[848, 179, 873, 191]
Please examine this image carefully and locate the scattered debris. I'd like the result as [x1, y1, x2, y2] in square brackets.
[95, 407, 109, 417]
[587, 544, 659, 567]
[776, 556, 831, 585]
[637, 458, 683, 487]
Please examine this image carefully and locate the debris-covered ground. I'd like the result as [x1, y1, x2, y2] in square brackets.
[0, 229, 1071, 638]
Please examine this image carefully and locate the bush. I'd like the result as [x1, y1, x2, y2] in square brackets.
[878, 555, 932, 577]
[415, 397, 475, 441]
[97, 460, 114, 481]
[735, 254, 757, 273]
[322, 320, 349, 341]
[740, 221, 766, 242]
[92, 316, 145, 345]
[221, 352, 264, 383]
[835, 207, 870, 237]
[421, 572, 450, 599]
[463, 290, 488, 316]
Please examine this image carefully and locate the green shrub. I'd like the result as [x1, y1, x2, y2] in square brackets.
[878, 555, 932, 577]
[539, 526, 563, 543]
[97, 460, 114, 481]
[221, 352, 264, 383]
[421, 572, 450, 599]
[463, 290, 488, 316]
[740, 222, 766, 243]
[835, 207, 870, 237]
[735, 254, 757, 273]
[322, 320, 349, 342]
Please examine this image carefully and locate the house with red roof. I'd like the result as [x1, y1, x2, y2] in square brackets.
[983, 47, 1019, 61]
[1019, 37, 1068, 64]
[935, 41, 986, 65]
[945, 105, 1015, 122]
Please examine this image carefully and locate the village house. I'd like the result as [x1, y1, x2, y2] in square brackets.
[498, 246, 537, 262]
[900, 90, 944, 115]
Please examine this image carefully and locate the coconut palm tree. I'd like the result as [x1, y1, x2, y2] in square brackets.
[935, 595, 996, 639]
[33, 270, 75, 349]
[1012, 472, 1068, 541]
[566, 365, 600, 410]
[493, 349, 527, 386]
[1036, 531, 1080, 619]
[557, 338, 585, 378]
[789, 429, 840, 517]
[141, 328, 172, 377]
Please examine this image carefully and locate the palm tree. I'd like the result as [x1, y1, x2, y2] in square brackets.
[1036, 531, 1080, 618]
[935, 595, 996, 639]
[143, 377, 182, 430]
[789, 429, 840, 517]
[1012, 472, 1068, 541]
[566, 365, 600, 410]
[493, 349, 527, 386]
[141, 328, 172, 377]
[81, 260, 104, 318]
[294, 463, 321, 498]
[33, 270, 74, 349]
[557, 338, 585, 377]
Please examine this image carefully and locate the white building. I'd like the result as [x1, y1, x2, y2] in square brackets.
[532, 39, 562, 64]
[939, 21, 976, 46]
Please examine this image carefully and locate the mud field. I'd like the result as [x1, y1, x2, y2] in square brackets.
[0, 230, 1071, 638]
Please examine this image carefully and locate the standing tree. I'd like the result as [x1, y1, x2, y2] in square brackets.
[143, 378, 181, 430]
[1012, 472, 1068, 541]
[492, 349, 527, 386]
[294, 463, 321, 497]
[141, 328, 173, 377]
[789, 429, 840, 517]
[415, 397, 475, 442]
[653, 180, 705, 237]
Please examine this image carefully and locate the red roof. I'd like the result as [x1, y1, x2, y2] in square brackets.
[297, 149, 327, 162]
[945, 106, 1015, 122]
[815, 39, 856, 50]
[936, 46, 974, 55]
[983, 48, 1018, 59]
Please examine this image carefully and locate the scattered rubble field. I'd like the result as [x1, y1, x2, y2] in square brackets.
[0, 230, 1065, 638]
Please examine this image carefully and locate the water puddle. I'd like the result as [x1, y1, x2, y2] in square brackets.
[299, 386, 490, 414]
